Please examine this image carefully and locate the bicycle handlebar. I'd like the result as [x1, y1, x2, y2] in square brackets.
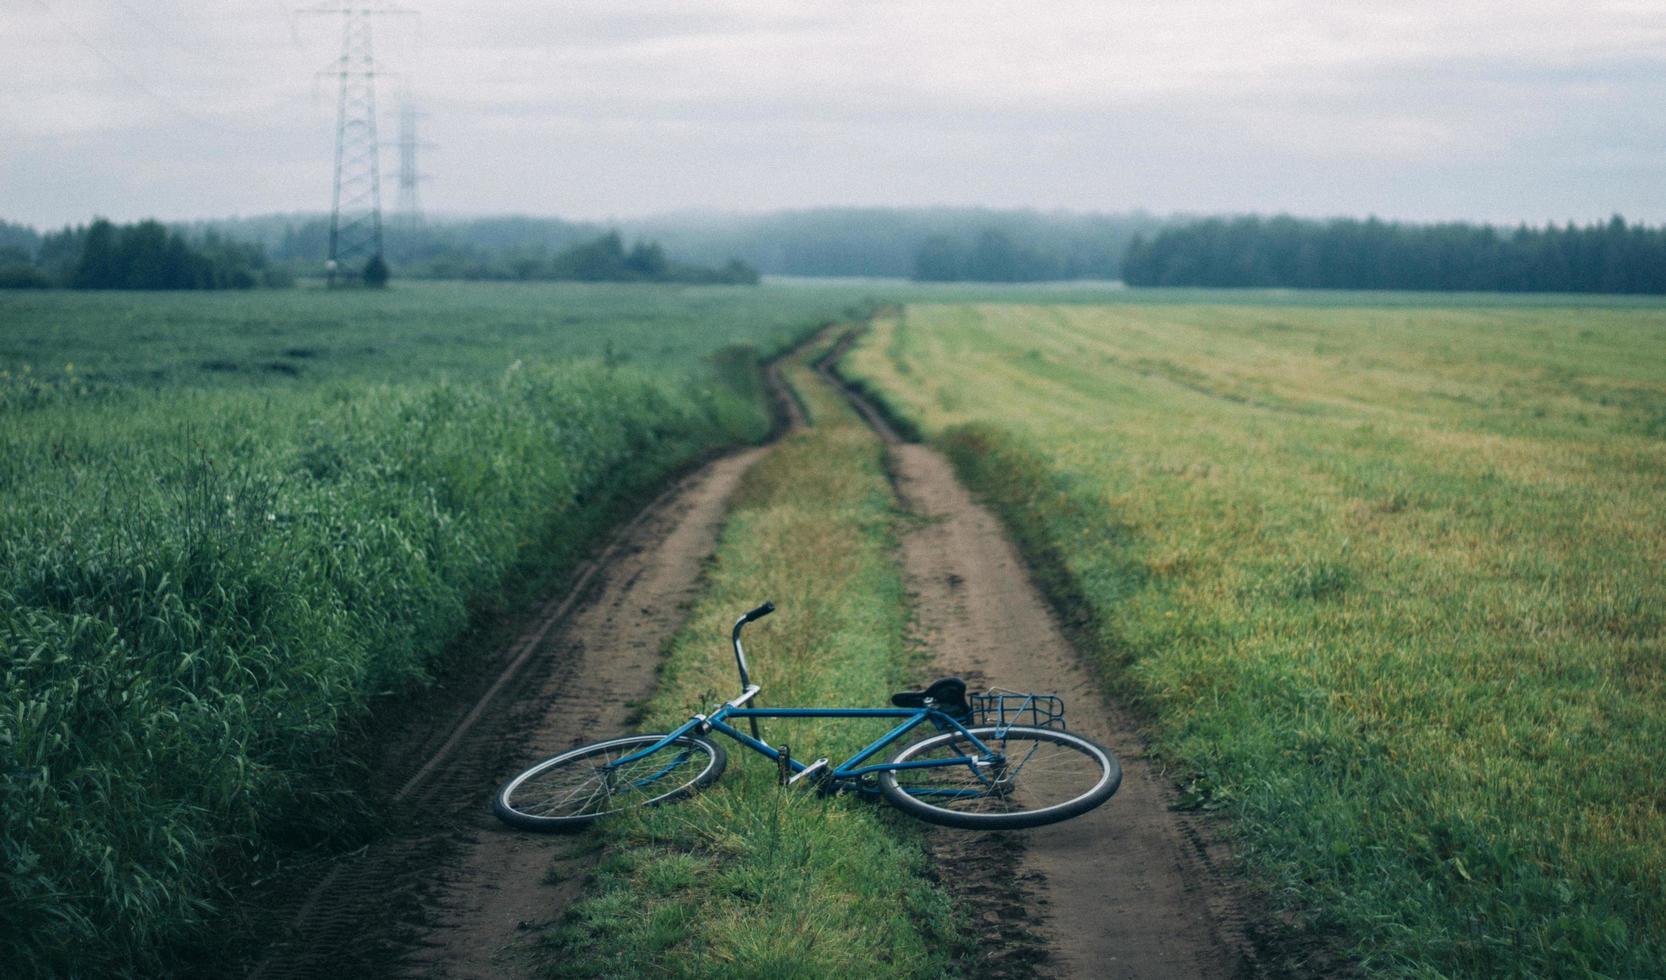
[730, 601, 774, 697]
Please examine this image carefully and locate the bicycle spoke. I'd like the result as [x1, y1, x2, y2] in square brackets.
[890, 730, 1110, 816]
[501, 736, 721, 823]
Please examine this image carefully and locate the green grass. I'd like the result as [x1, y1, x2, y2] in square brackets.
[15, 276, 1661, 975]
[536, 337, 967, 979]
[0, 280, 872, 392]
[0, 283, 868, 975]
[845, 301, 1666, 977]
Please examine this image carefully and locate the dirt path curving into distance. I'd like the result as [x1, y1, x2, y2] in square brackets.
[240, 337, 820, 979]
[819, 335, 1258, 979]
[247, 326, 1253, 978]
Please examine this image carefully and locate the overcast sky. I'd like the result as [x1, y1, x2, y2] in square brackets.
[3, 1, 1664, 229]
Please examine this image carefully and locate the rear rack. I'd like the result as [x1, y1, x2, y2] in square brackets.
[970, 690, 1066, 731]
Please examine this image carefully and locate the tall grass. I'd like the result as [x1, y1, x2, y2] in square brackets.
[536, 338, 968, 978]
[846, 301, 1666, 977]
[0, 356, 775, 974]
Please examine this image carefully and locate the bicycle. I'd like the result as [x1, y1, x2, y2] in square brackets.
[492, 602, 1121, 831]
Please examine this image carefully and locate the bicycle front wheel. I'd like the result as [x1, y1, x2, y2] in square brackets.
[879, 726, 1120, 830]
[493, 733, 726, 831]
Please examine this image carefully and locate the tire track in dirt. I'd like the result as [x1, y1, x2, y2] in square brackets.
[395, 445, 766, 979]
[239, 338, 814, 979]
[243, 449, 765, 980]
[819, 335, 1258, 979]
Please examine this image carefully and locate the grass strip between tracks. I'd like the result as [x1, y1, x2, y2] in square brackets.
[535, 336, 969, 978]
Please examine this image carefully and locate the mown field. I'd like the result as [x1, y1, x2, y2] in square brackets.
[845, 300, 1666, 976]
[0, 282, 863, 974]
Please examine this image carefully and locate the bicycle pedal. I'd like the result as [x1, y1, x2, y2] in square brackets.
[787, 758, 830, 787]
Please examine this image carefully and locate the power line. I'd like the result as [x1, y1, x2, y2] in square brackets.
[108, 0, 200, 57]
[26, 0, 244, 133]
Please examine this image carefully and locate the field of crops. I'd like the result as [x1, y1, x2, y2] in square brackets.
[0, 282, 861, 974]
[845, 300, 1666, 976]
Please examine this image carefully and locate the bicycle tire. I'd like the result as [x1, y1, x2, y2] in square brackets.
[878, 725, 1120, 830]
[493, 733, 726, 831]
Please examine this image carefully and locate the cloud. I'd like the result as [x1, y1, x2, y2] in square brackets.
[2, 0, 1663, 226]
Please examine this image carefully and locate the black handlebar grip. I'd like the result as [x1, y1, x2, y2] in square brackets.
[743, 601, 776, 623]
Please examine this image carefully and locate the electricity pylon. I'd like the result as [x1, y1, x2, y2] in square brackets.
[391, 94, 434, 227]
[300, 2, 413, 285]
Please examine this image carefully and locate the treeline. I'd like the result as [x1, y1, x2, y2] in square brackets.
[1123, 215, 1666, 294]
[200, 208, 1162, 281]
[0, 218, 287, 290]
[16, 210, 1664, 293]
[911, 227, 1097, 282]
[635, 208, 1160, 280]
[206, 216, 757, 283]
[0, 216, 754, 288]
[447, 231, 759, 284]
[262, 214, 599, 279]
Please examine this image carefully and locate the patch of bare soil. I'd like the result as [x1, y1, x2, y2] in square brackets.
[822, 341, 1258, 979]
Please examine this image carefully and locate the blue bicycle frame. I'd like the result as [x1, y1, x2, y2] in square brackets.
[609, 602, 1004, 793]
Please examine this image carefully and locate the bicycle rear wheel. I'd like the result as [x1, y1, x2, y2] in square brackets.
[493, 733, 726, 831]
[878, 726, 1120, 830]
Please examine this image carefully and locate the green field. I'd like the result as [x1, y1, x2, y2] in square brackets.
[0, 281, 871, 392]
[0, 282, 864, 974]
[9, 281, 1666, 976]
[844, 301, 1666, 976]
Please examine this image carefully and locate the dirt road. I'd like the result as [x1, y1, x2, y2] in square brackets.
[248, 327, 1251, 978]
[406, 446, 770, 977]
[820, 339, 1256, 979]
[244, 447, 766, 980]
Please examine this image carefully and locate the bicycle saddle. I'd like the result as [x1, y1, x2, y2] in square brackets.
[891, 677, 971, 718]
